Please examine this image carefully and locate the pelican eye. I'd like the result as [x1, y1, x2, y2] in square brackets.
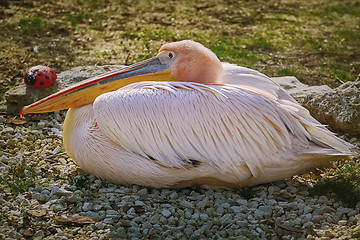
[168, 52, 174, 58]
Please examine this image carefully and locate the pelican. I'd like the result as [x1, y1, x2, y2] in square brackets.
[21, 40, 351, 188]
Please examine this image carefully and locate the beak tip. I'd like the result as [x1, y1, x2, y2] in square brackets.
[20, 106, 29, 117]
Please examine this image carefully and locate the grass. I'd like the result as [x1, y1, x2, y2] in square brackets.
[238, 188, 256, 200]
[324, 4, 360, 15]
[352, 229, 360, 238]
[0, 164, 38, 198]
[72, 174, 90, 190]
[312, 159, 360, 207]
[18, 16, 53, 34]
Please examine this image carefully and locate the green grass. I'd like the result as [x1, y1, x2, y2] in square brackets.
[209, 40, 264, 64]
[18, 16, 53, 34]
[276, 67, 299, 76]
[336, 29, 360, 41]
[238, 188, 256, 200]
[330, 68, 354, 82]
[324, 4, 360, 15]
[352, 229, 360, 238]
[66, 12, 108, 29]
[0, 164, 38, 198]
[72, 174, 90, 190]
[312, 159, 360, 206]
[304, 38, 324, 51]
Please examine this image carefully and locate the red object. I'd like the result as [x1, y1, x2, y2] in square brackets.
[24, 65, 57, 88]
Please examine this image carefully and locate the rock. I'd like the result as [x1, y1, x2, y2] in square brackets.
[134, 200, 144, 206]
[301, 81, 360, 135]
[5, 65, 123, 114]
[272, 76, 333, 102]
[2, 127, 14, 134]
[82, 202, 93, 212]
[161, 209, 171, 218]
[51, 187, 73, 197]
[273, 76, 359, 135]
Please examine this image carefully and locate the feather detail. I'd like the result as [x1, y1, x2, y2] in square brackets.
[93, 81, 339, 179]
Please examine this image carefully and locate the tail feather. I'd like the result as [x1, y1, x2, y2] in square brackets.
[300, 120, 352, 156]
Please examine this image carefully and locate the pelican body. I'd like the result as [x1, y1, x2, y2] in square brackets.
[21, 40, 351, 188]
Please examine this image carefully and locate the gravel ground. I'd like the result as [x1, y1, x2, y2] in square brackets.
[0, 111, 359, 240]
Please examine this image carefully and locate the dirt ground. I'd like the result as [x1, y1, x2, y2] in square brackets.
[0, 0, 359, 102]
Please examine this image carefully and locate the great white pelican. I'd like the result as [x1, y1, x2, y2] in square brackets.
[21, 40, 351, 188]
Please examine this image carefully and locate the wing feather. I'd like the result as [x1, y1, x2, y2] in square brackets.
[222, 63, 351, 154]
[93, 81, 304, 178]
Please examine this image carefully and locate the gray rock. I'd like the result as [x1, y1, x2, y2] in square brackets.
[236, 199, 247, 206]
[51, 187, 73, 197]
[2, 127, 14, 134]
[106, 209, 119, 216]
[33, 230, 45, 240]
[82, 202, 93, 212]
[95, 222, 105, 229]
[272, 76, 332, 102]
[134, 200, 144, 206]
[254, 209, 265, 219]
[161, 209, 171, 218]
[5, 65, 123, 114]
[301, 80, 360, 135]
[137, 188, 148, 195]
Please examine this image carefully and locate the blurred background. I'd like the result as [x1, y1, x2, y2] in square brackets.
[0, 0, 359, 97]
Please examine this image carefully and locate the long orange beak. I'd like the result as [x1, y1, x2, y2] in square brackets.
[20, 57, 174, 115]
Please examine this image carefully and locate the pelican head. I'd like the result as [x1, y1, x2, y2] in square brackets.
[21, 40, 223, 115]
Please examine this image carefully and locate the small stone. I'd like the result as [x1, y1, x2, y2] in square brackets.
[82, 202, 93, 212]
[59, 158, 67, 165]
[51, 127, 60, 134]
[135, 200, 144, 206]
[312, 215, 323, 223]
[86, 211, 100, 220]
[50, 203, 63, 212]
[338, 220, 347, 226]
[216, 206, 224, 215]
[33, 230, 44, 240]
[254, 209, 265, 219]
[106, 210, 118, 216]
[41, 189, 51, 196]
[95, 222, 105, 229]
[67, 193, 82, 202]
[200, 213, 209, 220]
[303, 206, 312, 214]
[159, 216, 167, 224]
[103, 217, 114, 224]
[127, 207, 135, 215]
[137, 188, 148, 195]
[237, 199, 248, 206]
[303, 221, 314, 228]
[258, 205, 271, 212]
[161, 209, 171, 218]
[231, 206, 243, 214]
[268, 186, 275, 195]
[93, 204, 103, 211]
[180, 200, 193, 208]
[169, 192, 178, 199]
[7, 139, 17, 147]
[220, 202, 230, 209]
[2, 127, 14, 134]
[37, 122, 46, 129]
[191, 212, 199, 220]
[51, 187, 72, 197]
